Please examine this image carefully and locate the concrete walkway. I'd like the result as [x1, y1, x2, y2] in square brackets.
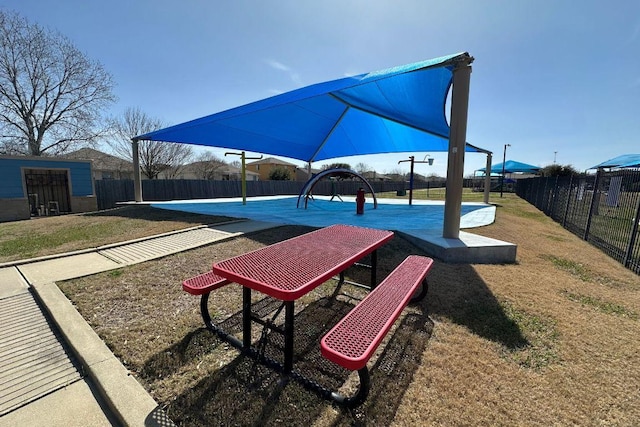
[0, 220, 277, 427]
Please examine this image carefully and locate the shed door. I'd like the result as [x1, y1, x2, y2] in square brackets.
[24, 169, 71, 215]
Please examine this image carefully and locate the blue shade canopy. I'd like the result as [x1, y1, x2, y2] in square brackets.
[135, 52, 479, 163]
[591, 154, 640, 169]
[477, 160, 541, 175]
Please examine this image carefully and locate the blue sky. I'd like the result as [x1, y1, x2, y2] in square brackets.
[3, 1, 639, 176]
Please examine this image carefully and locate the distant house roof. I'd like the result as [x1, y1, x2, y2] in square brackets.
[63, 148, 132, 171]
[590, 154, 640, 169]
[180, 161, 259, 179]
[361, 171, 391, 181]
[246, 157, 299, 167]
[222, 164, 259, 177]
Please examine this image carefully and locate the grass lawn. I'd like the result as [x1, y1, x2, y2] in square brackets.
[0, 205, 233, 263]
[48, 195, 640, 425]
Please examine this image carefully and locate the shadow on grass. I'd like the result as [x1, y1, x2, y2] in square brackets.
[241, 226, 530, 351]
[84, 205, 234, 224]
[330, 232, 530, 351]
[142, 295, 433, 426]
[425, 262, 529, 350]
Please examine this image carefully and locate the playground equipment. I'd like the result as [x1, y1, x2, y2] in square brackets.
[398, 155, 434, 205]
[225, 151, 263, 205]
[297, 168, 378, 209]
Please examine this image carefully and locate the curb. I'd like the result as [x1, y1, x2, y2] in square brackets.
[31, 281, 175, 426]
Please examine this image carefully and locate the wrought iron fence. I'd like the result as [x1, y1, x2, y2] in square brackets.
[516, 169, 640, 274]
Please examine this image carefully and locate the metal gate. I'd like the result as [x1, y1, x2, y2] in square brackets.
[24, 169, 71, 216]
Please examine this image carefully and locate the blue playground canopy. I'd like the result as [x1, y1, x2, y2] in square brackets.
[134, 52, 481, 163]
[477, 160, 540, 175]
[591, 154, 640, 169]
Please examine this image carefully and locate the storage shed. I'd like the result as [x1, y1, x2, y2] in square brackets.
[0, 155, 97, 222]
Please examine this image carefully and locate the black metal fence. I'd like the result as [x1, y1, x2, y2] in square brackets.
[95, 179, 422, 211]
[516, 169, 640, 274]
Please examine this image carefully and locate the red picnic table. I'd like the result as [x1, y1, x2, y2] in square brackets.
[210, 224, 394, 375]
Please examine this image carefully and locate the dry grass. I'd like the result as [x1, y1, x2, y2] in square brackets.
[56, 195, 640, 426]
[0, 205, 233, 263]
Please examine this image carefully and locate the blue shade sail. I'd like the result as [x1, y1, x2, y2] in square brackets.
[477, 160, 541, 174]
[591, 154, 640, 169]
[135, 52, 479, 163]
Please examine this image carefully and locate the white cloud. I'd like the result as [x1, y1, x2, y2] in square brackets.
[266, 59, 290, 72]
[265, 59, 302, 85]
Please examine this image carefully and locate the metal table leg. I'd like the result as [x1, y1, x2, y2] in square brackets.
[283, 300, 294, 374]
[370, 250, 378, 288]
[242, 287, 252, 349]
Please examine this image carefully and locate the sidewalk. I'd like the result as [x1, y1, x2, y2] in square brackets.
[0, 220, 279, 426]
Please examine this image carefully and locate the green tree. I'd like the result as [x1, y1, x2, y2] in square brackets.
[539, 164, 579, 177]
[269, 166, 291, 180]
[322, 162, 352, 171]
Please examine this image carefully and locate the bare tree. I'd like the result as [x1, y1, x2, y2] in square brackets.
[355, 162, 371, 174]
[0, 11, 115, 156]
[191, 152, 227, 180]
[109, 107, 193, 179]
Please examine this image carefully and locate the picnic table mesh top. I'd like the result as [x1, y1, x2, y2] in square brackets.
[213, 225, 393, 299]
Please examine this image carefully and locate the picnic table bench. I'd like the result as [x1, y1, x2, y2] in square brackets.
[181, 225, 434, 407]
[320, 255, 433, 407]
[183, 271, 232, 331]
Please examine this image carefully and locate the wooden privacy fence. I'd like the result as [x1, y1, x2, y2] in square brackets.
[516, 169, 640, 275]
[95, 179, 419, 211]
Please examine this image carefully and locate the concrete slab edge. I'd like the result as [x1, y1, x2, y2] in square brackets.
[30, 281, 175, 427]
[397, 230, 517, 264]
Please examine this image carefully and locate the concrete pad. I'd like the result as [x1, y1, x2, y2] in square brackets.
[0, 379, 115, 427]
[98, 227, 232, 265]
[398, 230, 517, 264]
[0, 267, 29, 298]
[18, 253, 121, 285]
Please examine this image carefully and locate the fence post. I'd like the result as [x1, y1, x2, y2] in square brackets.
[549, 176, 559, 217]
[562, 174, 573, 227]
[623, 190, 640, 269]
[584, 168, 602, 241]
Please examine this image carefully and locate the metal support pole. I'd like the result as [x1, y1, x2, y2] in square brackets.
[409, 156, 414, 205]
[132, 139, 143, 202]
[484, 153, 492, 204]
[399, 155, 432, 206]
[500, 144, 510, 198]
[443, 59, 472, 239]
[225, 151, 262, 205]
